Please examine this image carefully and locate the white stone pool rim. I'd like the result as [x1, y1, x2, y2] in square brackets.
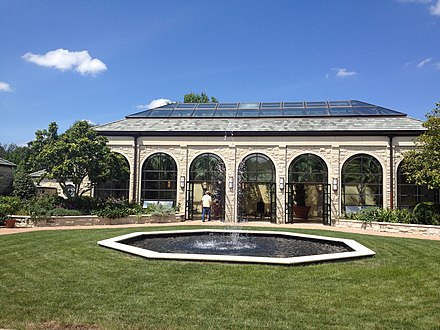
[97, 229, 376, 265]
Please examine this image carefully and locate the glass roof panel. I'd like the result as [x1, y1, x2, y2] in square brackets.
[283, 102, 304, 108]
[329, 101, 351, 107]
[260, 109, 283, 117]
[197, 103, 217, 109]
[236, 110, 260, 117]
[306, 101, 327, 108]
[148, 110, 173, 117]
[355, 107, 381, 115]
[306, 108, 330, 116]
[377, 107, 400, 115]
[192, 110, 215, 117]
[218, 103, 238, 109]
[261, 102, 282, 108]
[170, 110, 194, 117]
[214, 110, 237, 117]
[238, 102, 260, 109]
[329, 108, 356, 115]
[128, 110, 151, 117]
[176, 103, 196, 109]
[158, 103, 176, 108]
[350, 100, 373, 107]
[283, 109, 306, 116]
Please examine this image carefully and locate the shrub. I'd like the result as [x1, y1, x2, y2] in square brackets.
[48, 208, 83, 216]
[22, 195, 63, 221]
[0, 196, 23, 217]
[12, 169, 36, 200]
[93, 205, 130, 219]
[92, 198, 132, 219]
[59, 196, 98, 214]
[144, 203, 175, 216]
[412, 202, 440, 225]
[342, 204, 439, 225]
[354, 207, 379, 225]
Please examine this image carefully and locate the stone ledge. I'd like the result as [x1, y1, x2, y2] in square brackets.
[10, 214, 184, 227]
[336, 219, 440, 237]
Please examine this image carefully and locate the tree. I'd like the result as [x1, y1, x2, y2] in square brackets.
[0, 143, 29, 166]
[28, 121, 128, 198]
[403, 103, 440, 189]
[184, 92, 218, 103]
[13, 168, 36, 200]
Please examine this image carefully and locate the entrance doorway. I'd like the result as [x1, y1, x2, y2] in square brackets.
[286, 153, 330, 224]
[237, 153, 276, 222]
[185, 153, 226, 221]
[285, 182, 331, 225]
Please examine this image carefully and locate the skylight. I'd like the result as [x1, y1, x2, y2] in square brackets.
[126, 100, 405, 119]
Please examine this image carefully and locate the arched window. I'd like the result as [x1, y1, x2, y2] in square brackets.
[238, 153, 276, 221]
[141, 153, 177, 205]
[189, 153, 225, 182]
[94, 153, 130, 200]
[342, 154, 383, 213]
[397, 162, 439, 209]
[239, 153, 275, 183]
[289, 153, 328, 183]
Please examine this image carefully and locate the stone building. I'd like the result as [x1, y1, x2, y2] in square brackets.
[95, 100, 439, 224]
[0, 157, 16, 195]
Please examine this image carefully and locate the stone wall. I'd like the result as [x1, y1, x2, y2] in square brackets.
[336, 219, 440, 237]
[106, 135, 416, 224]
[12, 214, 184, 227]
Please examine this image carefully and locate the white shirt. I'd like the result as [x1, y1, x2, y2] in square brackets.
[201, 194, 212, 208]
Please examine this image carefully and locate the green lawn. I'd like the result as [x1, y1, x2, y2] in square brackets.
[1, 226, 439, 330]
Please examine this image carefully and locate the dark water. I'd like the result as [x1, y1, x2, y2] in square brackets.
[122, 232, 353, 258]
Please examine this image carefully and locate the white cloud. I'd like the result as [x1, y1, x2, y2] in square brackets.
[396, 0, 432, 3]
[137, 98, 172, 110]
[417, 57, 432, 67]
[333, 68, 357, 78]
[429, 0, 440, 15]
[22, 48, 107, 76]
[0, 81, 12, 92]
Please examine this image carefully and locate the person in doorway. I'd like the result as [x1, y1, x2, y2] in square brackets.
[256, 198, 265, 219]
[201, 191, 212, 222]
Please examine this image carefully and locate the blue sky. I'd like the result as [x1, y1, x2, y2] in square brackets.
[1, 0, 440, 145]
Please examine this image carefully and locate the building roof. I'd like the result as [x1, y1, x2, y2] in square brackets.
[95, 100, 425, 137]
[29, 169, 47, 178]
[0, 157, 16, 167]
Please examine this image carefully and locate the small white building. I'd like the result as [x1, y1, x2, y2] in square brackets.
[95, 100, 439, 224]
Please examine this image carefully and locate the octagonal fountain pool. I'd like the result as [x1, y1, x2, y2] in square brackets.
[98, 229, 375, 265]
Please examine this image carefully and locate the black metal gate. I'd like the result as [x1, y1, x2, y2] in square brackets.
[185, 181, 194, 220]
[322, 183, 331, 225]
[285, 182, 331, 225]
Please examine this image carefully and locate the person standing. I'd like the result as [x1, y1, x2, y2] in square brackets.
[201, 191, 212, 222]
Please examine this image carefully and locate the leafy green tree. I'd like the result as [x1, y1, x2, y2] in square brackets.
[403, 103, 440, 189]
[25, 122, 59, 172]
[28, 121, 128, 198]
[184, 92, 218, 103]
[13, 168, 36, 200]
[0, 143, 29, 166]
